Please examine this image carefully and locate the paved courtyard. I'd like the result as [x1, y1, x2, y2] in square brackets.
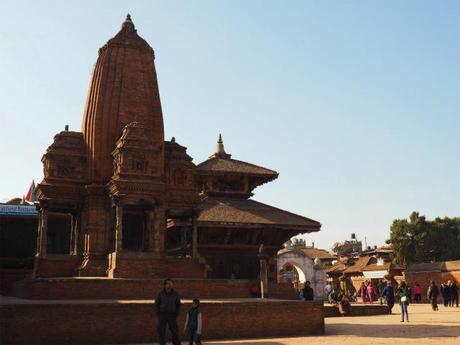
[204, 304, 460, 345]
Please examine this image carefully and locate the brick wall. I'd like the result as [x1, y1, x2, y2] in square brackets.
[12, 278, 300, 300]
[34, 256, 81, 277]
[0, 300, 324, 344]
[0, 269, 32, 295]
[405, 270, 460, 302]
[113, 256, 204, 279]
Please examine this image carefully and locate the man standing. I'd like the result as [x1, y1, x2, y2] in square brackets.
[427, 280, 439, 311]
[155, 278, 181, 345]
[303, 281, 314, 301]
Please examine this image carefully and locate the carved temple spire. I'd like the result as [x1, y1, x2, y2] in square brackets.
[209, 133, 231, 159]
[81, 12, 164, 183]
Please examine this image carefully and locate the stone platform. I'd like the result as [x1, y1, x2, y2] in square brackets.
[11, 277, 298, 300]
[0, 296, 324, 344]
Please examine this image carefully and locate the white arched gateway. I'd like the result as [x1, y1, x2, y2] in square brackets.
[277, 246, 333, 300]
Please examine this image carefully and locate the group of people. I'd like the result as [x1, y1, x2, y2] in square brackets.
[155, 278, 202, 345]
[325, 278, 459, 323]
[323, 282, 352, 316]
[427, 280, 459, 311]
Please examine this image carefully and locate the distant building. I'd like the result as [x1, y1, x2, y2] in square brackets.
[332, 233, 362, 258]
[326, 245, 403, 297]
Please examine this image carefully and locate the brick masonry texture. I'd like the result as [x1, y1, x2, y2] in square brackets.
[12, 278, 298, 300]
[0, 300, 325, 344]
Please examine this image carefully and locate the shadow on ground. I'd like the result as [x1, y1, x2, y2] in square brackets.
[204, 342, 286, 345]
[326, 323, 460, 338]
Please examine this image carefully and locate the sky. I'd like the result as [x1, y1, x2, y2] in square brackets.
[0, 1, 459, 250]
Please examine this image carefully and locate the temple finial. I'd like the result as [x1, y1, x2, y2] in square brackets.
[209, 133, 231, 159]
[122, 13, 135, 30]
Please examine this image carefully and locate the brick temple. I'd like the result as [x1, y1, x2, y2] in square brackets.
[31, 15, 321, 282]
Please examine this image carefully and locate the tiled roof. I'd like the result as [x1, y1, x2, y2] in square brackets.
[197, 157, 278, 177]
[301, 248, 336, 260]
[197, 197, 320, 231]
[343, 256, 373, 274]
[326, 261, 347, 274]
[443, 260, 460, 272]
[407, 260, 460, 273]
[361, 262, 392, 272]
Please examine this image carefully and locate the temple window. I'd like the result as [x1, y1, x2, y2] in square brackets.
[47, 212, 71, 254]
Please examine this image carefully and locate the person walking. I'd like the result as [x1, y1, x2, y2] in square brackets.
[440, 282, 450, 307]
[414, 282, 422, 303]
[448, 280, 459, 307]
[378, 280, 386, 304]
[359, 282, 367, 303]
[427, 280, 439, 311]
[184, 298, 202, 345]
[367, 282, 376, 304]
[155, 278, 182, 345]
[382, 281, 395, 314]
[398, 281, 410, 322]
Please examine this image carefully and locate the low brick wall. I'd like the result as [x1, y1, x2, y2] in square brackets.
[0, 299, 324, 344]
[0, 269, 32, 295]
[12, 278, 299, 300]
[324, 303, 387, 317]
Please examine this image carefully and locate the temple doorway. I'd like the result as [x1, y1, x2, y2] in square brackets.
[122, 211, 145, 251]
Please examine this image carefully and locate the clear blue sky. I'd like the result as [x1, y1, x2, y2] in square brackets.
[1, 1, 459, 250]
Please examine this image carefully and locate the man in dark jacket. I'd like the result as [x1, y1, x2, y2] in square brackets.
[381, 281, 395, 314]
[302, 281, 314, 301]
[155, 278, 181, 345]
[427, 280, 439, 311]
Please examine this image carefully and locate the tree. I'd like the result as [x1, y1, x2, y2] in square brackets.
[291, 237, 306, 249]
[387, 212, 460, 266]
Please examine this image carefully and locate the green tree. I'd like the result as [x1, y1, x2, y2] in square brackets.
[291, 237, 306, 249]
[387, 212, 460, 266]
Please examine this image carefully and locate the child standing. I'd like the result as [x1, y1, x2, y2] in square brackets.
[184, 298, 202, 345]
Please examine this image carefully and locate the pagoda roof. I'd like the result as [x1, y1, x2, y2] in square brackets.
[197, 196, 321, 231]
[197, 157, 278, 177]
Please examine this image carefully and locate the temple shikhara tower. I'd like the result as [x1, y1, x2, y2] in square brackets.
[33, 15, 321, 280]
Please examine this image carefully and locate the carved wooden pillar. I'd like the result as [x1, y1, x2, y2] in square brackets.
[192, 216, 198, 260]
[258, 244, 269, 298]
[39, 209, 48, 256]
[70, 213, 79, 255]
[35, 211, 42, 256]
[152, 206, 164, 256]
[115, 205, 123, 252]
[146, 209, 155, 252]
